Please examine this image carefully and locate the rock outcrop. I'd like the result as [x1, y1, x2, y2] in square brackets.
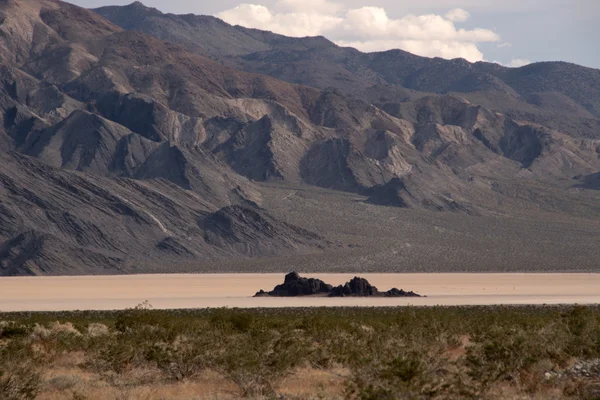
[329, 277, 379, 297]
[255, 272, 333, 297]
[328, 276, 421, 297]
[254, 273, 422, 298]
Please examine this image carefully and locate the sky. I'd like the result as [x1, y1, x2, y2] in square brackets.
[71, 0, 600, 69]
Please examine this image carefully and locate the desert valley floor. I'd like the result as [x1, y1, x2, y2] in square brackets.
[1, 273, 599, 311]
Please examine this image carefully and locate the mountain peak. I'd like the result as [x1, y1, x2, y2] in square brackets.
[127, 1, 149, 9]
[123, 1, 162, 15]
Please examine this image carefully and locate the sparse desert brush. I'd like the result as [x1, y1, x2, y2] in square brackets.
[86, 322, 110, 337]
[560, 305, 600, 358]
[29, 321, 86, 360]
[464, 327, 544, 396]
[31, 321, 81, 341]
[0, 306, 600, 399]
[0, 340, 42, 400]
[342, 326, 456, 400]
[0, 363, 41, 400]
[216, 327, 310, 397]
[84, 335, 146, 375]
[0, 321, 30, 339]
[345, 348, 452, 400]
[145, 332, 224, 381]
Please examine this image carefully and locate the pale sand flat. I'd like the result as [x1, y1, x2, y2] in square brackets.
[1, 273, 599, 312]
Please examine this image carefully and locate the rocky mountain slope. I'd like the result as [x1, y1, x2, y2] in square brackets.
[0, 0, 598, 275]
[96, 2, 600, 139]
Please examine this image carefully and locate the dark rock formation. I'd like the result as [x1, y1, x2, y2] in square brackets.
[254, 273, 422, 298]
[255, 272, 333, 297]
[329, 277, 379, 297]
[383, 288, 422, 298]
[328, 276, 421, 297]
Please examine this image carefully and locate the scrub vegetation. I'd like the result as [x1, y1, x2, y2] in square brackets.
[1, 305, 600, 399]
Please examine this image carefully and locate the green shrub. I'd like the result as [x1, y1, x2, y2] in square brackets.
[0, 341, 42, 400]
[0, 364, 41, 400]
[562, 306, 600, 358]
[84, 336, 144, 375]
[145, 333, 223, 381]
[217, 328, 308, 397]
[1, 306, 600, 399]
[345, 333, 454, 400]
[0, 322, 31, 339]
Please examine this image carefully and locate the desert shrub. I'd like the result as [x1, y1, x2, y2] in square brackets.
[229, 313, 255, 333]
[84, 336, 145, 375]
[2, 306, 600, 399]
[145, 332, 223, 381]
[209, 310, 252, 332]
[463, 325, 555, 397]
[347, 352, 438, 400]
[0, 364, 41, 400]
[31, 322, 81, 340]
[344, 330, 454, 400]
[0, 322, 31, 339]
[561, 306, 600, 358]
[29, 322, 85, 358]
[216, 327, 309, 397]
[86, 323, 110, 338]
[0, 341, 42, 400]
[114, 310, 158, 334]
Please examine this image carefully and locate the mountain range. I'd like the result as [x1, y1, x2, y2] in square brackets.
[0, 0, 598, 275]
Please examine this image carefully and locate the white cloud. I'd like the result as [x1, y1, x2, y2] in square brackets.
[445, 8, 470, 22]
[340, 9, 498, 42]
[509, 58, 531, 67]
[497, 42, 512, 48]
[492, 58, 532, 67]
[217, 0, 500, 62]
[275, 0, 342, 14]
[217, 4, 342, 37]
[340, 39, 484, 61]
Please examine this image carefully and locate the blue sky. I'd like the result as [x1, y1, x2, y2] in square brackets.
[72, 0, 600, 69]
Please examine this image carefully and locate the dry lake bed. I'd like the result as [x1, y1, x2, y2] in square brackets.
[1, 273, 599, 312]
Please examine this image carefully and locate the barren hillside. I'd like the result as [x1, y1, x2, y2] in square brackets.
[0, 0, 598, 275]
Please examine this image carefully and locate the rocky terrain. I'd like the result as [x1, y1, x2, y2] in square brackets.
[0, 0, 598, 275]
[96, 2, 600, 139]
[254, 272, 421, 297]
